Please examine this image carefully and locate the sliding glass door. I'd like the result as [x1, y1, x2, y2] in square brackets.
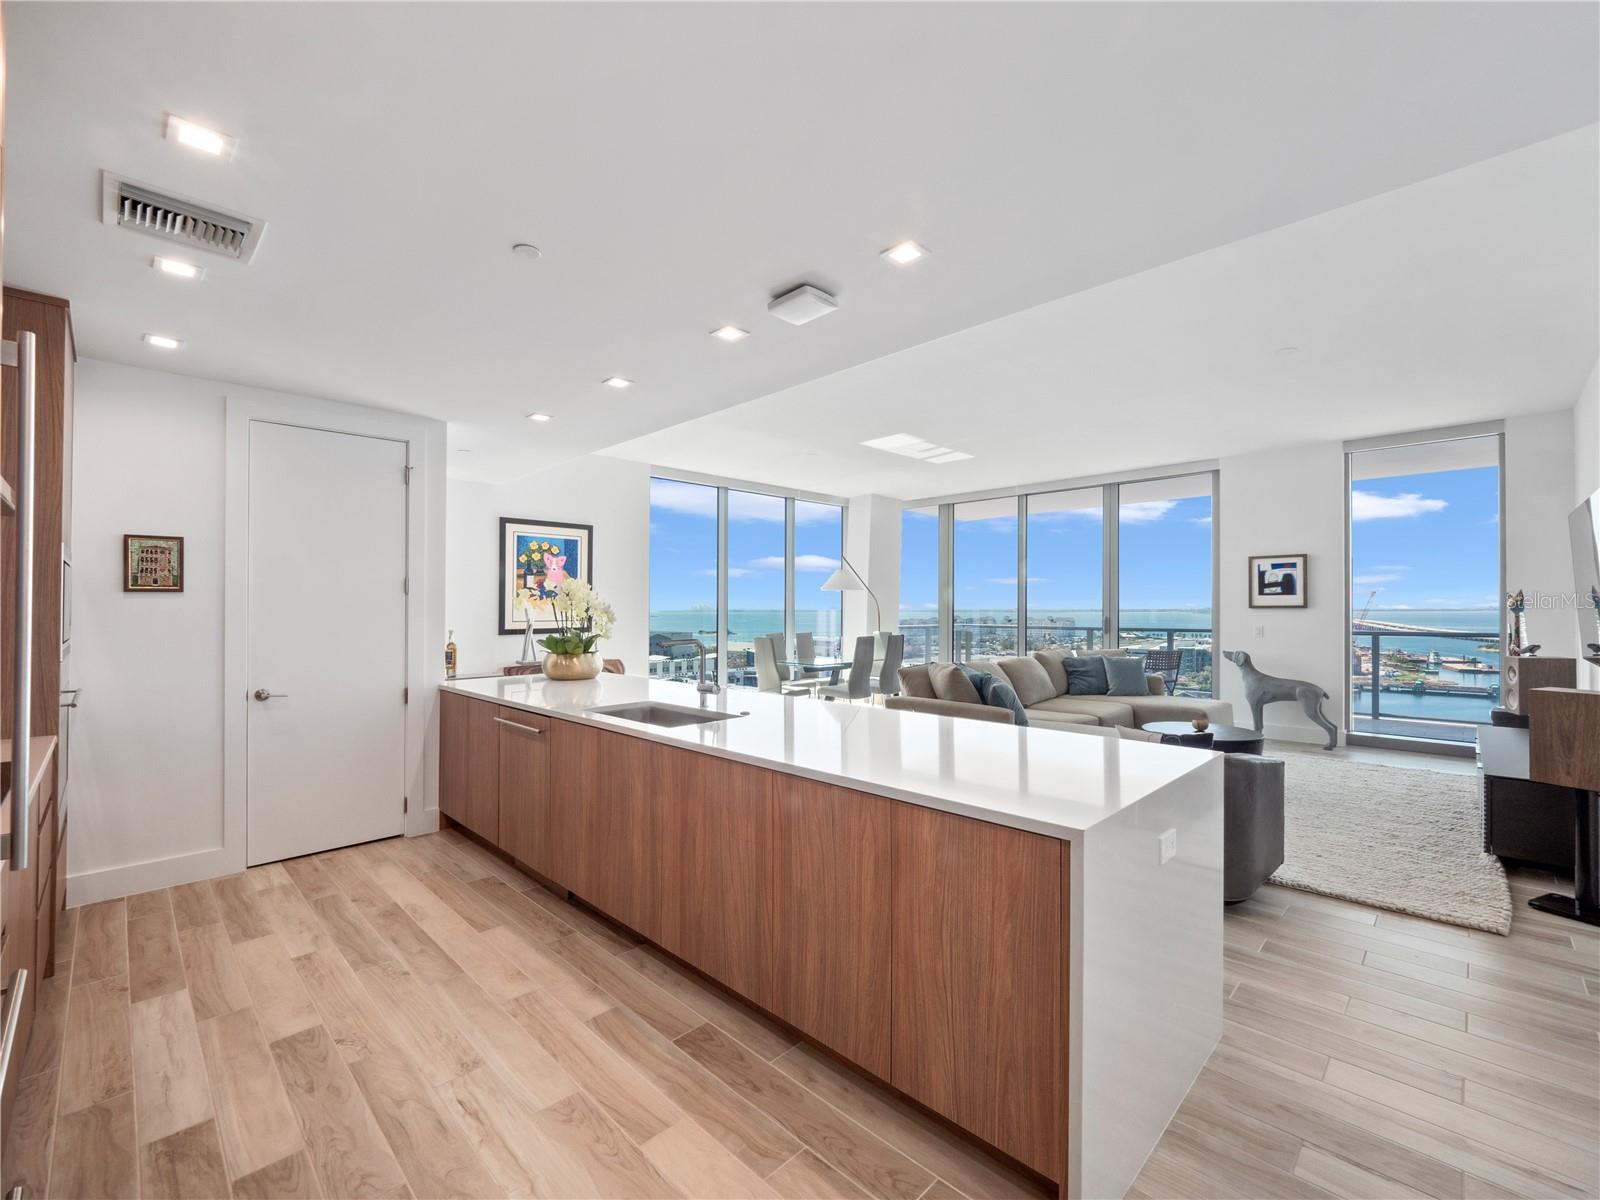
[726, 490, 786, 689]
[1348, 434, 1502, 743]
[795, 500, 845, 659]
[648, 478, 720, 682]
[899, 505, 940, 664]
[952, 498, 1020, 661]
[1118, 474, 1215, 695]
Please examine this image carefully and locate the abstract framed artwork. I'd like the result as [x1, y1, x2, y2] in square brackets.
[499, 518, 593, 634]
[124, 534, 184, 592]
[1249, 553, 1307, 608]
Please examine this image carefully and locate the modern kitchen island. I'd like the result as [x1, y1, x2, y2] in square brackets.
[438, 673, 1224, 1200]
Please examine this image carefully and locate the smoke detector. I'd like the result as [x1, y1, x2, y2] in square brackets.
[101, 171, 266, 263]
[767, 284, 837, 326]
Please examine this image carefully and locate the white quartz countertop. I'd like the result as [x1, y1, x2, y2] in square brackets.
[441, 674, 1218, 840]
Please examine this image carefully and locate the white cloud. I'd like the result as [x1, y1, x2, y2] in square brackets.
[750, 553, 838, 572]
[1119, 500, 1178, 524]
[1189, 515, 1213, 527]
[1353, 573, 1403, 585]
[649, 477, 717, 519]
[984, 576, 1046, 586]
[1351, 490, 1447, 520]
[725, 567, 753, 578]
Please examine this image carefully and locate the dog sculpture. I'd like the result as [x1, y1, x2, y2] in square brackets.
[1223, 649, 1337, 750]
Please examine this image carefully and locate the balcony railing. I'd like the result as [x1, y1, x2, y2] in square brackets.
[1350, 629, 1499, 742]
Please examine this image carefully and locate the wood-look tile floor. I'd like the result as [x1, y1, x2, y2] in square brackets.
[8, 831, 1597, 1200]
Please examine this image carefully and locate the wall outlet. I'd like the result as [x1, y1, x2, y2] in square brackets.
[1158, 828, 1178, 865]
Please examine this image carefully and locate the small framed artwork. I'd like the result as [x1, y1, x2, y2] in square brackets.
[1249, 554, 1306, 608]
[499, 518, 593, 634]
[125, 535, 184, 592]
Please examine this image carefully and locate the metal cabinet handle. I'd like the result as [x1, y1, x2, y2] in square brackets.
[493, 717, 543, 736]
[253, 689, 288, 701]
[9, 333, 37, 872]
[61, 687, 83, 709]
[0, 968, 28, 1090]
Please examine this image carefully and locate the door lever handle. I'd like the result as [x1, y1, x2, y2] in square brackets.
[253, 689, 288, 701]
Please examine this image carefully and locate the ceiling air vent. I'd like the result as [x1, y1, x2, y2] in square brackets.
[100, 171, 266, 263]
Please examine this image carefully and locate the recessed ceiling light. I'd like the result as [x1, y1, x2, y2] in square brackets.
[881, 240, 928, 266]
[710, 325, 748, 343]
[926, 451, 972, 464]
[143, 333, 182, 350]
[152, 256, 204, 280]
[1276, 345, 1299, 354]
[602, 377, 633, 389]
[527, 412, 553, 422]
[164, 114, 236, 158]
[512, 242, 542, 259]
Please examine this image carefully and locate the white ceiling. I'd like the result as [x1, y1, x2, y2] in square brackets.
[5, 2, 1596, 489]
[610, 126, 1600, 498]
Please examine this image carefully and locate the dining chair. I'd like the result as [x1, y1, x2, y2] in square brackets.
[758, 634, 816, 695]
[817, 635, 875, 702]
[872, 633, 905, 696]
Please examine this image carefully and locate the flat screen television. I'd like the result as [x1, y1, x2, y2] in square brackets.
[1571, 490, 1600, 660]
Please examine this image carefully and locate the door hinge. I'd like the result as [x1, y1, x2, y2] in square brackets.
[403, 464, 413, 485]
[402, 577, 410, 595]
[403, 795, 409, 814]
[403, 686, 409, 704]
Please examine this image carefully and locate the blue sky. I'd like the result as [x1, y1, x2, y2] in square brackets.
[649, 478, 842, 611]
[1352, 464, 1499, 610]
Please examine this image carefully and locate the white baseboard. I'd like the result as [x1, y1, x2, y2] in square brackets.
[67, 844, 240, 907]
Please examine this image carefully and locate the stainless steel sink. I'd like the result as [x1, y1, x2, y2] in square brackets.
[586, 701, 745, 729]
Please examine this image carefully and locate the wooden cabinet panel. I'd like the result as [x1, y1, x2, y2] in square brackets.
[772, 778, 892, 1076]
[496, 707, 549, 874]
[439, 690, 498, 840]
[890, 804, 1064, 1180]
[657, 747, 776, 1006]
[548, 721, 660, 940]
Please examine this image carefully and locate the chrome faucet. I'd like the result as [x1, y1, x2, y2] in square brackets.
[660, 638, 720, 694]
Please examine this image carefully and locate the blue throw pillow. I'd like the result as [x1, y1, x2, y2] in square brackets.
[1104, 655, 1149, 697]
[1064, 656, 1108, 695]
[960, 667, 1030, 726]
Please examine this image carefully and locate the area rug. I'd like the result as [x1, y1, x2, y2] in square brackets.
[1265, 746, 1513, 935]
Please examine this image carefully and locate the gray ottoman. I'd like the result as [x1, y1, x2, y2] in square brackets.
[1223, 754, 1285, 903]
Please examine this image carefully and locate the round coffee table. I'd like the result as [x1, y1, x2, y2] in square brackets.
[1142, 722, 1265, 754]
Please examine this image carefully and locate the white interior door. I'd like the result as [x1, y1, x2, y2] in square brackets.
[246, 421, 408, 865]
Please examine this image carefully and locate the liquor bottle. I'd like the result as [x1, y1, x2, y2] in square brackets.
[445, 630, 458, 680]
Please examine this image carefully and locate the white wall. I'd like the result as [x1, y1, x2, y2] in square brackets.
[1504, 411, 1577, 657]
[1217, 416, 1578, 744]
[1573, 360, 1599, 689]
[1216, 442, 1349, 742]
[70, 358, 446, 904]
[843, 494, 902, 642]
[445, 457, 650, 678]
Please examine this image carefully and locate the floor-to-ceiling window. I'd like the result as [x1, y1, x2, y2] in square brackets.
[900, 470, 1217, 692]
[648, 477, 720, 681]
[952, 498, 1020, 661]
[726, 489, 787, 688]
[649, 476, 845, 686]
[795, 499, 844, 659]
[1026, 488, 1103, 653]
[1118, 474, 1215, 695]
[899, 505, 940, 664]
[1348, 433, 1502, 743]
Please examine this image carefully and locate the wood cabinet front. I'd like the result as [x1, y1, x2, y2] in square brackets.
[439, 689, 499, 840]
[890, 803, 1065, 1180]
[495, 707, 549, 874]
[772, 778, 892, 1076]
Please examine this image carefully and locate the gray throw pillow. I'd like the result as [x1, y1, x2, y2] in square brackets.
[1103, 655, 1149, 697]
[961, 667, 1029, 726]
[1064, 656, 1109, 695]
[928, 662, 982, 705]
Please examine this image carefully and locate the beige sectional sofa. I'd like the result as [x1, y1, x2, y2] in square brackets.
[890, 647, 1234, 731]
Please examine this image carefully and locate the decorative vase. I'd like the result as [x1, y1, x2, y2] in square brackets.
[1191, 716, 1210, 732]
[542, 652, 601, 681]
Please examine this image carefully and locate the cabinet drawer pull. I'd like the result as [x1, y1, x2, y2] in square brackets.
[494, 717, 543, 736]
[1, 968, 28, 1087]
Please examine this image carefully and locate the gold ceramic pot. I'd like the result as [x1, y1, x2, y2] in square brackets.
[543, 652, 602, 681]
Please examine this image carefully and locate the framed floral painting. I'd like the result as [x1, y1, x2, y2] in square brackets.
[499, 518, 593, 634]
